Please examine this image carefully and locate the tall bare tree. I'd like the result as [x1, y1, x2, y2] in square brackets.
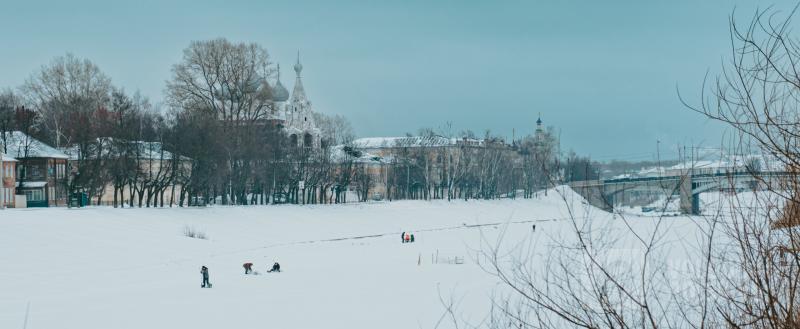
[21, 53, 111, 148]
[166, 38, 275, 205]
[0, 89, 19, 147]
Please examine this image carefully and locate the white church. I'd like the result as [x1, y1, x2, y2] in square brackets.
[269, 52, 322, 148]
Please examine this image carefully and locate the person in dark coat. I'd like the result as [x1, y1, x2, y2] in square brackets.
[201, 266, 211, 288]
[401, 231, 406, 243]
[243, 262, 253, 274]
[410, 234, 415, 243]
[269, 262, 281, 273]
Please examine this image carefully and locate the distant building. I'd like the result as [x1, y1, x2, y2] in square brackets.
[341, 136, 509, 200]
[211, 51, 322, 149]
[61, 139, 192, 206]
[0, 131, 69, 207]
[534, 115, 546, 148]
[1, 153, 17, 208]
[352, 136, 492, 156]
[270, 52, 322, 148]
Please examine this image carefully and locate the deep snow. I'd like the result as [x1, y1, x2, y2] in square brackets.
[0, 188, 706, 329]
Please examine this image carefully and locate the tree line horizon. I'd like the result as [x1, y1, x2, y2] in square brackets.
[0, 38, 600, 207]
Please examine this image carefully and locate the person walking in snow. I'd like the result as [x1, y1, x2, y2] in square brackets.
[410, 233, 415, 243]
[243, 262, 253, 274]
[404, 232, 410, 243]
[200, 266, 211, 288]
[401, 231, 406, 243]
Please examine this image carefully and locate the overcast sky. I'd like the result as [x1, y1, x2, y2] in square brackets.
[0, 0, 795, 160]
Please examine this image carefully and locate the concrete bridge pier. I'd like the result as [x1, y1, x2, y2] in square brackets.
[569, 181, 614, 212]
[679, 175, 699, 215]
[603, 191, 615, 212]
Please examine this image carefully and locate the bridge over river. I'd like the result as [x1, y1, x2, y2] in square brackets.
[569, 171, 791, 215]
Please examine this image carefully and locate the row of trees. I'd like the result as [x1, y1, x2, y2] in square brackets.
[1, 81, 181, 207]
[377, 127, 596, 202]
[1, 38, 600, 208]
[0, 41, 355, 207]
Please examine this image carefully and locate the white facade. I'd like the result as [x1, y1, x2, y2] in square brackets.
[271, 52, 321, 148]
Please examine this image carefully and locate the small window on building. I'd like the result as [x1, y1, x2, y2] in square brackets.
[25, 189, 45, 201]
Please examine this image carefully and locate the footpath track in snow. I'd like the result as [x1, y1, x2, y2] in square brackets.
[0, 216, 568, 282]
[185, 217, 567, 263]
[264, 218, 560, 246]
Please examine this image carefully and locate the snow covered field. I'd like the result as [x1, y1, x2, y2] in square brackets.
[0, 188, 705, 329]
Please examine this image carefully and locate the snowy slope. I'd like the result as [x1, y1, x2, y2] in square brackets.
[0, 187, 705, 329]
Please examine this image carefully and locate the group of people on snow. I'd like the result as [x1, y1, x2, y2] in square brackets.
[242, 261, 281, 274]
[204, 229, 431, 288]
[199, 261, 281, 288]
[202, 231, 429, 288]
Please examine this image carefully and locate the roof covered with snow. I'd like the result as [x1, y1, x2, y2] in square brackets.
[132, 141, 180, 160]
[1, 153, 17, 162]
[60, 139, 186, 161]
[352, 136, 487, 149]
[0, 131, 68, 159]
[15, 181, 48, 188]
[329, 144, 390, 164]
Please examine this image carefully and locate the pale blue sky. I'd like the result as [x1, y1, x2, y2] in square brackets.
[0, 0, 793, 159]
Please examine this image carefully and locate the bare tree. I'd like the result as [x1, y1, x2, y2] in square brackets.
[21, 53, 111, 148]
[353, 163, 374, 202]
[682, 5, 800, 327]
[315, 112, 355, 147]
[166, 38, 275, 205]
[440, 6, 800, 329]
[0, 89, 19, 147]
